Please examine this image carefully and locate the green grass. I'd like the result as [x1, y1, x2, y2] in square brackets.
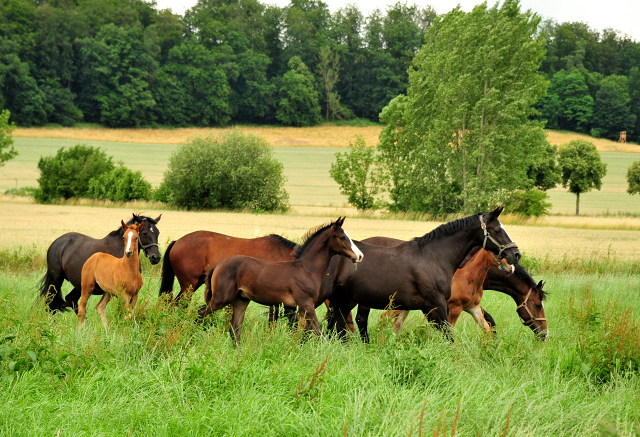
[3, 137, 640, 213]
[1, 269, 640, 436]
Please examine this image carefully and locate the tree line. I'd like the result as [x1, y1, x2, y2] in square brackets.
[0, 0, 434, 127]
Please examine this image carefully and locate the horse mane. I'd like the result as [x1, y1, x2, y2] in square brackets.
[294, 221, 334, 260]
[106, 213, 156, 237]
[412, 214, 481, 246]
[513, 263, 548, 301]
[267, 234, 298, 250]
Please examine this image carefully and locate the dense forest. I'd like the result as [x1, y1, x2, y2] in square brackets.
[0, 0, 639, 140]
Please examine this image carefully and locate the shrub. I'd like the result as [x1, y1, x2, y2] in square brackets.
[87, 165, 152, 202]
[505, 189, 552, 217]
[590, 127, 602, 138]
[162, 130, 288, 211]
[35, 145, 114, 203]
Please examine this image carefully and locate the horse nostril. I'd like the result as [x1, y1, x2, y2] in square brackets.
[514, 252, 521, 263]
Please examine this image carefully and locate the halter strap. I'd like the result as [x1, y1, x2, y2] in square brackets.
[516, 287, 547, 324]
[479, 215, 519, 258]
[137, 219, 159, 257]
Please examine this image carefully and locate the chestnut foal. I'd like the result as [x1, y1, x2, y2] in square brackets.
[78, 221, 144, 327]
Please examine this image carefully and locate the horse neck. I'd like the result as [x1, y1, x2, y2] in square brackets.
[418, 225, 481, 278]
[296, 231, 335, 278]
[462, 250, 498, 283]
[484, 268, 527, 304]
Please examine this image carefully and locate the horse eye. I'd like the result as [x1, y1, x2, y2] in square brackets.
[535, 304, 542, 310]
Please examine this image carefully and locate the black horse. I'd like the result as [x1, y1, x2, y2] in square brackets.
[322, 207, 521, 340]
[39, 213, 162, 312]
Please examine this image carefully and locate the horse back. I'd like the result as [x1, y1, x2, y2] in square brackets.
[49, 231, 124, 289]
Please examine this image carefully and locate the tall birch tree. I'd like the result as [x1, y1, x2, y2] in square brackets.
[379, 0, 550, 214]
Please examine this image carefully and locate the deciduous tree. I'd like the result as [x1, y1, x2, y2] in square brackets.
[558, 139, 607, 216]
[0, 110, 17, 167]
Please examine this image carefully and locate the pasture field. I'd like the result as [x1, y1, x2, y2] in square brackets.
[2, 135, 640, 214]
[1, 269, 640, 436]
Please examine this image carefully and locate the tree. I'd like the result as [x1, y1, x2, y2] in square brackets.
[527, 142, 561, 191]
[592, 75, 636, 140]
[558, 139, 607, 216]
[329, 135, 386, 211]
[0, 110, 17, 166]
[317, 46, 349, 121]
[276, 56, 321, 126]
[537, 69, 593, 132]
[378, 0, 550, 214]
[162, 130, 288, 211]
[627, 161, 640, 195]
[35, 145, 115, 203]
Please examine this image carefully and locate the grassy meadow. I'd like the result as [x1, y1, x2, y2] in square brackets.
[2, 126, 640, 436]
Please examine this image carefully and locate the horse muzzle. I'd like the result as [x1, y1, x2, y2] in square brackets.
[352, 253, 364, 263]
[125, 252, 133, 258]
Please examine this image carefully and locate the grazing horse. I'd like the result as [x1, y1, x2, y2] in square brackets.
[199, 217, 364, 344]
[40, 214, 162, 312]
[159, 231, 299, 302]
[78, 221, 145, 327]
[323, 208, 521, 340]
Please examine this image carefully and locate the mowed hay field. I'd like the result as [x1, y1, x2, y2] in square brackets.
[2, 128, 640, 213]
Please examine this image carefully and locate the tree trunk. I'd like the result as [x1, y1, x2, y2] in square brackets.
[575, 192, 580, 216]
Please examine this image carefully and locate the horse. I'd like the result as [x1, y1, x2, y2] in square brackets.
[40, 213, 162, 312]
[78, 221, 145, 327]
[322, 207, 521, 341]
[158, 231, 299, 303]
[353, 238, 548, 341]
[199, 217, 364, 344]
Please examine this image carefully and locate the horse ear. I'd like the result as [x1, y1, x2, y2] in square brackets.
[136, 221, 145, 231]
[154, 214, 162, 223]
[537, 280, 544, 289]
[490, 206, 504, 220]
[121, 220, 127, 230]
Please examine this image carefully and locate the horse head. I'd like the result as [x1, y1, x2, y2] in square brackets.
[516, 279, 549, 341]
[121, 220, 145, 258]
[479, 207, 521, 265]
[132, 213, 162, 264]
[329, 217, 364, 263]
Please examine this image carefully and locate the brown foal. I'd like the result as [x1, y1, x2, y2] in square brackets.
[78, 221, 144, 327]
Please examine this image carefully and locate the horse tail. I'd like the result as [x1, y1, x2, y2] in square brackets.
[159, 241, 176, 297]
[203, 266, 216, 305]
[39, 270, 68, 312]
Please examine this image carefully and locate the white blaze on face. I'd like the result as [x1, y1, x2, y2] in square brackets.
[499, 222, 512, 241]
[125, 231, 133, 253]
[343, 230, 364, 262]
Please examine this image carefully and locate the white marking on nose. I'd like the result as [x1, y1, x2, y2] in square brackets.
[343, 230, 364, 262]
[126, 231, 133, 253]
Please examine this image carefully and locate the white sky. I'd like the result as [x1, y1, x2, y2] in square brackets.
[155, 0, 640, 41]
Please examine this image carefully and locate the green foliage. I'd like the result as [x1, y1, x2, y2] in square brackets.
[592, 76, 637, 140]
[35, 145, 114, 203]
[276, 56, 321, 126]
[627, 161, 640, 195]
[86, 165, 151, 202]
[505, 189, 552, 217]
[329, 135, 386, 211]
[162, 130, 288, 211]
[558, 139, 607, 215]
[378, 0, 549, 214]
[538, 69, 593, 132]
[527, 142, 561, 191]
[0, 110, 17, 166]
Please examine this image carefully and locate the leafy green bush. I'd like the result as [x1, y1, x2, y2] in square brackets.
[590, 127, 602, 138]
[87, 165, 151, 202]
[35, 145, 114, 203]
[627, 160, 640, 195]
[505, 189, 552, 217]
[162, 130, 288, 211]
[4, 187, 37, 197]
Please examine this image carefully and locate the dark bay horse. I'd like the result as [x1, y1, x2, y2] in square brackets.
[346, 238, 548, 341]
[199, 217, 364, 344]
[323, 208, 521, 340]
[40, 213, 162, 312]
[158, 231, 298, 302]
[78, 221, 145, 327]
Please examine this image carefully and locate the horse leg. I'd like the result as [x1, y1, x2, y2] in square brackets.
[481, 307, 497, 335]
[466, 305, 492, 334]
[229, 297, 250, 346]
[77, 280, 95, 325]
[66, 287, 82, 314]
[392, 310, 409, 333]
[355, 306, 371, 343]
[297, 301, 322, 337]
[422, 295, 453, 342]
[126, 293, 139, 319]
[95, 293, 112, 328]
[448, 305, 463, 328]
[268, 305, 279, 327]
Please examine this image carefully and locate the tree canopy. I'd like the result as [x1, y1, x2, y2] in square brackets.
[558, 139, 607, 216]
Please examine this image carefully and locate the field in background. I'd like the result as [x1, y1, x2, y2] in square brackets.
[2, 202, 640, 263]
[3, 135, 640, 214]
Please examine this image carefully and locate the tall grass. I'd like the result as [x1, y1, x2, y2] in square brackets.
[1, 271, 640, 436]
